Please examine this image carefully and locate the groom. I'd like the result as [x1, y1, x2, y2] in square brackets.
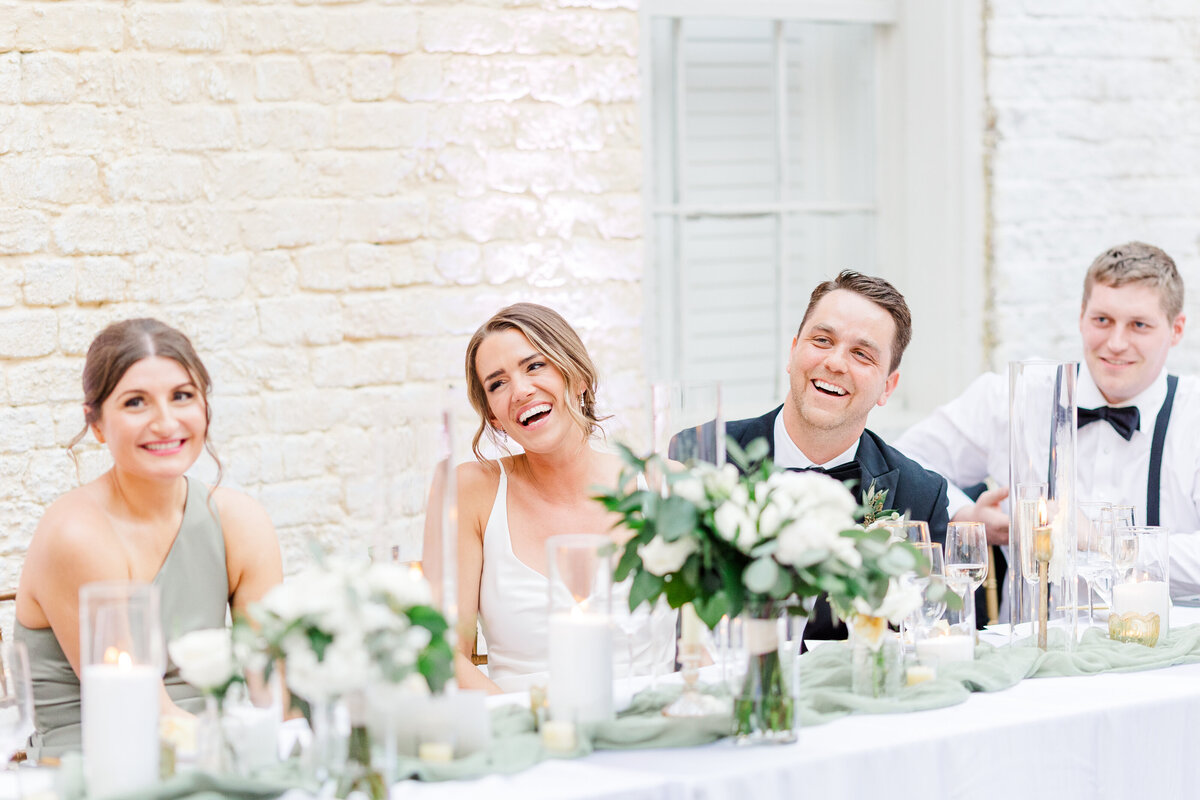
[725, 271, 950, 640]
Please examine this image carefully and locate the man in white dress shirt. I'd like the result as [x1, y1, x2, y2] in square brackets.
[897, 242, 1200, 599]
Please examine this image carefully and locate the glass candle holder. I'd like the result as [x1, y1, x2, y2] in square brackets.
[80, 582, 165, 799]
[1007, 361, 1078, 650]
[546, 534, 614, 726]
[1110, 526, 1170, 646]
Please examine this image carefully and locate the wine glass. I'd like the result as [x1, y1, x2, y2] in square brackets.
[0, 641, 34, 773]
[883, 520, 931, 547]
[945, 522, 988, 634]
[1077, 502, 1114, 629]
[901, 542, 947, 651]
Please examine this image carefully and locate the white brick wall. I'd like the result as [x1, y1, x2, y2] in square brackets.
[0, 0, 644, 596]
[7, 0, 1193, 607]
[985, 1, 1200, 371]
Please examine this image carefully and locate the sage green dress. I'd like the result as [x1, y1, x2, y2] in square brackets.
[14, 476, 230, 759]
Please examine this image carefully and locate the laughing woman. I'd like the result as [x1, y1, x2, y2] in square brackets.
[14, 319, 283, 758]
[427, 303, 676, 694]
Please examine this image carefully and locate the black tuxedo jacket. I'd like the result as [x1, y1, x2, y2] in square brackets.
[724, 405, 951, 641]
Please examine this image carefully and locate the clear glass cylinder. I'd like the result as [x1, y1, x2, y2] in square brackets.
[79, 582, 164, 798]
[733, 602, 804, 743]
[1007, 361, 1078, 650]
[546, 534, 614, 724]
[1110, 526, 1170, 646]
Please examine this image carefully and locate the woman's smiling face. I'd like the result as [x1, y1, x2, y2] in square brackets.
[475, 329, 580, 452]
[91, 356, 208, 480]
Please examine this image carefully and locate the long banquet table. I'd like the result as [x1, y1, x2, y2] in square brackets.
[378, 607, 1200, 800]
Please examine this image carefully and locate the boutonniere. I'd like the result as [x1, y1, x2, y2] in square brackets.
[862, 481, 889, 525]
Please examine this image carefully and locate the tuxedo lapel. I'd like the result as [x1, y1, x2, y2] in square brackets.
[855, 431, 898, 508]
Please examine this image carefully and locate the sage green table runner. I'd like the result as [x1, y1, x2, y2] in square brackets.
[801, 623, 1200, 724]
[92, 623, 1200, 794]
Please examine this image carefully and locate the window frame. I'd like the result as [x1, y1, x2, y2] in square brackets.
[639, 0, 985, 431]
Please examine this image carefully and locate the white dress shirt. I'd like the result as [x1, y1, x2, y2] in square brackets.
[895, 367, 1200, 599]
[773, 410, 859, 470]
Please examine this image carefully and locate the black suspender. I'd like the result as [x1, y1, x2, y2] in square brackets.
[1147, 374, 1179, 527]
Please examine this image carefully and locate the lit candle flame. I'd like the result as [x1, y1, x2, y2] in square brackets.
[104, 647, 133, 669]
[1037, 498, 1048, 527]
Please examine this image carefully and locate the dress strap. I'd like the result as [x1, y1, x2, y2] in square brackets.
[1147, 374, 1178, 527]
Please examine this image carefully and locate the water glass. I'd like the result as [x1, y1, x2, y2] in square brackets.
[945, 521, 988, 634]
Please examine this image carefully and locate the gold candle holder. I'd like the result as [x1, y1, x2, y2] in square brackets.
[1108, 611, 1161, 647]
[1034, 525, 1053, 650]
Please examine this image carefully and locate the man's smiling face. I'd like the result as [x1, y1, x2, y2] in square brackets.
[1080, 281, 1184, 406]
[785, 289, 900, 442]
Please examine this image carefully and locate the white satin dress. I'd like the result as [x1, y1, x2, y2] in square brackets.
[477, 463, 678, 692]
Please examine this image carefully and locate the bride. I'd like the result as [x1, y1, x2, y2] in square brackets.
[428, 303, 677, 693]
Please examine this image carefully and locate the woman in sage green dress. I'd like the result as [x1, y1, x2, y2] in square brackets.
[14, 318, 283, 758]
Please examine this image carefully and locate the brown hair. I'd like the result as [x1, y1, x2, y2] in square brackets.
[464, 303, 608, 462]
[68, 318, 221, 487]
[797, 270, 913, 373]
[1082, 241, 1184, 320]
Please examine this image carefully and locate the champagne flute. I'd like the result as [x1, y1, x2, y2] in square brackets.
[945, 522, 988, 634]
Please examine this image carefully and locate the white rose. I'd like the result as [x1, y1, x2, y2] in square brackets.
[714, 501, 749, 543]
[702, 463, 740, 497]
[638, 535, 698, 575]
[774, 509, 852, 566]
[876, 579, 923, 625]
[757, 500, 783, 538]
[672, 476, 707, 506]
[169, 629, 236, 691]
[366, 562, 433, 608]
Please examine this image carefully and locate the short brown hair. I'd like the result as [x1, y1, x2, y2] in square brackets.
[464, 303, 608, 462]
[797, 270, 912, 373]
[1082, 242, 1183, 320]
[68, 318, 221, 486]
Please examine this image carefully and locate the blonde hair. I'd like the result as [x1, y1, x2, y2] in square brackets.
[1083, 242, 1184, 320]
[464, 303, 607, 462]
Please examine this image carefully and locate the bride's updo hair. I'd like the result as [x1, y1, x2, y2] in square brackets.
[68, 318, 222, 486]
[464, 303, 607, 462]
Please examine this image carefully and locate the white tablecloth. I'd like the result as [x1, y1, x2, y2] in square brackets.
[382, 607, 1200, 800]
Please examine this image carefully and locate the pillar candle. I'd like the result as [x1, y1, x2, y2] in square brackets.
[547, 611, 613, 724]
[915, 634, 974, 666]
[82, 660, 159, 798]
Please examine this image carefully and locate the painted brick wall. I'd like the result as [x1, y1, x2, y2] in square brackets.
[0, 0, 643, 596]
[985, 0, 1200, 370]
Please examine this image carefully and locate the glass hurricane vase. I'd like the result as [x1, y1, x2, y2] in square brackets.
[732, 601, 804, 745]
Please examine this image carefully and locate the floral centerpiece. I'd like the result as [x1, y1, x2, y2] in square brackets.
[245, 557, 454, 797]
[597, 439, 929, 741]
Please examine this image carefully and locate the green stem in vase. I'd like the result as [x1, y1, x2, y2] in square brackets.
[336, 726, 386, 800]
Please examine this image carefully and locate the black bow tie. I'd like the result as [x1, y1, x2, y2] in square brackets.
[790, 461, 861, 484]
[1077, 405, 1140, 441]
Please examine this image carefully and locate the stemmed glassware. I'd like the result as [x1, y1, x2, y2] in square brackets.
[901, 542, 947, 652]
[944, 522, 988, 634]
[0, 641, 34, 796]
[1077, 502, 1114, 628]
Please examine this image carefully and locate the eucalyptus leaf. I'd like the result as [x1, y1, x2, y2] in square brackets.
[657, 495, 700, 541]
[743, 557, 779, 595]
[693, 591, 728, 629]
[629, 568, 664, 611]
